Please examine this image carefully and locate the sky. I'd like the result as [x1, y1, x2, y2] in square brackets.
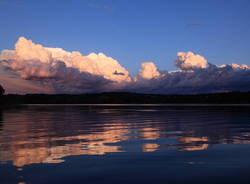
[1, 0, 250, 75]
[0, 0, 250, 94]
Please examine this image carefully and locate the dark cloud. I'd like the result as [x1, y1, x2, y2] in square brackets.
[127, 64, 250, 94]
[1, 37, 250, 94]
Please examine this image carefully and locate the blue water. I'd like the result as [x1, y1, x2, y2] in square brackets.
[0, 105, 250, 184]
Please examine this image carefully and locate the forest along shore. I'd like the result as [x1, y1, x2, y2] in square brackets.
[0, 92, 250, 105]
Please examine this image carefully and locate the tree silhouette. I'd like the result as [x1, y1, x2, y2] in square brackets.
[0, 85, 5, 95]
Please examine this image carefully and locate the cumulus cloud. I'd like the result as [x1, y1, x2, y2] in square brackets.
[139, 62, 161, 80]
[0, 49, 15, 60]
[175, 52, 208, 69]
[219, 63, 249, 70]
[11, 37, 131, 82]
[0, 37, 131, 93]
[127, 52, 250, 94]
[0, 37, 250, 94]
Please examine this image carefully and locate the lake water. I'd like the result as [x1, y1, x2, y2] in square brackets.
[1, 105, 250, 184]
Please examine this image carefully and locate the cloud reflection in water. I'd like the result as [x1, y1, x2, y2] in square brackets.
[0, 106, 250, 168]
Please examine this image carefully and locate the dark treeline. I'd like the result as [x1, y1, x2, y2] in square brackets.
[1, 91, 250, 104]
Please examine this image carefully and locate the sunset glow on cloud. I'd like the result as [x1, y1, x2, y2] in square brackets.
[139, 62, 161, 80]
[1, 37, 130, 82]
[0, 37, 250, 94]
[175, 52, 208, 69]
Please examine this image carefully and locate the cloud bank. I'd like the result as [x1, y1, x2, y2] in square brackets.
[0, 37, 250, 94]
[0, 37, 130, 93]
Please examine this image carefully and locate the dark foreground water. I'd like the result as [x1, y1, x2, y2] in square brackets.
[1, 105, 250, 184]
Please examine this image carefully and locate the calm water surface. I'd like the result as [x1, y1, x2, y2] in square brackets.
[0, 105, 250, 184]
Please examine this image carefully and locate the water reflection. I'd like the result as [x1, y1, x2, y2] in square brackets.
[0, 106, 250, 168]
[139, 127, 160, 140]
[142, 143, 159, 152]
[177, 137, 209, 151]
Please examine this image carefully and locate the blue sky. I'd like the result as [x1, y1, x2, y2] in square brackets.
[0, 0, 250, 75]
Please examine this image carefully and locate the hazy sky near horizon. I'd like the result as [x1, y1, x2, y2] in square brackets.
[0, 0, 250, 75]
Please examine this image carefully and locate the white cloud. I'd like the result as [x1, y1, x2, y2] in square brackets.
[0, 37, 132, 93]
[1, 37, 250, 94]
[175, 52, 208, 69]
[0, 49, 15, 60]
[4, 37, 131, 82]
[219, 63, 249, 70]
[139, 62, 161, 80]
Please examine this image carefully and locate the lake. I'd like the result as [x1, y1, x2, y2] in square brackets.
[0, 105, 250, 184]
